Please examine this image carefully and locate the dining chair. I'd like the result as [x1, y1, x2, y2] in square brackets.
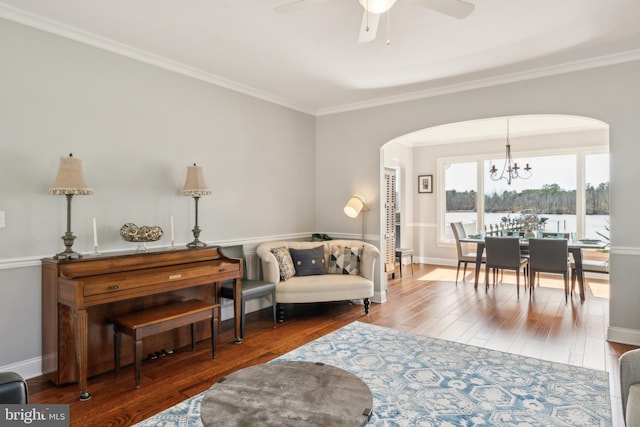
[484, 237, 528, 296]
[451, 222, 485, 283]
[527, 238, 570, 302]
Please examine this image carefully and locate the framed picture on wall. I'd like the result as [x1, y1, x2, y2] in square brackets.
[418, 175, 433, 193]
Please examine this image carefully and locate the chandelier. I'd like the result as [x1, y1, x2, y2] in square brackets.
[489, 120, 531, 185]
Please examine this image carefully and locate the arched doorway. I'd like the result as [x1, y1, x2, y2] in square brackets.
[380, 114, 609, 298]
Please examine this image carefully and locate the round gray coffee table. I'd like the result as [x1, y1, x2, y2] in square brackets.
[201, 360, 373, 426]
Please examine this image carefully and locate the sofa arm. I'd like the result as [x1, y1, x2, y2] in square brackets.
[360, 243, 380, 281]
[621, 349, 640, 423]
[256, 243, 282, 285]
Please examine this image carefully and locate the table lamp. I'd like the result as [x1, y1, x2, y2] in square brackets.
[49, 153, 93, 259]
[181, 163, 211, 248]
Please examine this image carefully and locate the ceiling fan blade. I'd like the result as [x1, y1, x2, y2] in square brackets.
[358, 10, 380, 43]
[407, 0, 475, 19]
[274, 0, 336, 14]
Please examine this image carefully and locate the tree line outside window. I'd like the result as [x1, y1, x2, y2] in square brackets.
[440, 152, 609, 241]
[446, 182, 609, 215]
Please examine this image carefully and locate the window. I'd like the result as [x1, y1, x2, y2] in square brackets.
[484, 154, 576, 236]
[439, 151, 609, 242]
[585, 153, 610, 240]
[443, 161, 477, 240]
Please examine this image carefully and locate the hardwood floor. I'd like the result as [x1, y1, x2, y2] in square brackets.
[27, 264, 635, 426]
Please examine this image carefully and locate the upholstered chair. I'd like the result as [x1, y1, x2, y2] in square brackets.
[0, 372, 28, 404]
[620, 348, 640, 427]
[451, 222, 485, 283]
[484, 237, 528, 296]
[527, 238, 570, 302]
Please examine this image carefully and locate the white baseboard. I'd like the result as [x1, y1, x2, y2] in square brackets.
[607, 326, 640, 346]
[417, 257, 457, 267]
[372, 291, 387, 304]
[0, 357, 42, 380]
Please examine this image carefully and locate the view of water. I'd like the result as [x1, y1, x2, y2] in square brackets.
[445, 212, 609, 241]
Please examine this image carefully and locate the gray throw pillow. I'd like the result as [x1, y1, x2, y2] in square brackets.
[289, 246, 327, 276]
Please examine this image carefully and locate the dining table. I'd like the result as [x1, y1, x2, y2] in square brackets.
[459, 235, 608, 302]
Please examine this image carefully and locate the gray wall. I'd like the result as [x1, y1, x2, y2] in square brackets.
[315, 61, 640, 345]
[0, 18, 316, 372]
[3, 14, 640, 378]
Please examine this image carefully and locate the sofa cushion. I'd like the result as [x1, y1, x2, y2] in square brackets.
[328, 245, 362, 275]
[275, 274, 374, 304]
[289, 246, 327, 276]
[271, 246, 296, 281]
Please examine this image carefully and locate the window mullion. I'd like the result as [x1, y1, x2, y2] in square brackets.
[477, 159, 485, 233]
[576, 151, 586, 237]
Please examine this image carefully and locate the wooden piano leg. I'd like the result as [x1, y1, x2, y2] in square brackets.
[134, 339, 142, 389]
[73, 308, 92, 401]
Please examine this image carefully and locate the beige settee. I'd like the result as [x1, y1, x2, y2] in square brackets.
[256, 240, 379, 321]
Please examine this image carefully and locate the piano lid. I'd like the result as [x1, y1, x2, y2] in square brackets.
[47, 246, 237, 279]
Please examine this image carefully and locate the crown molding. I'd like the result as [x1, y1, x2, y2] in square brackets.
[0, 4, 315, 116]
[315, 49, 640, 116]
[3, 3, 640, 118]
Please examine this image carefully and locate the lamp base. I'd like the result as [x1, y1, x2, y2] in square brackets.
[186, 239, 207, 248]
[54, 231, 82, 259]
[53, 249, 83, 260]
[186, 224, 206, 248]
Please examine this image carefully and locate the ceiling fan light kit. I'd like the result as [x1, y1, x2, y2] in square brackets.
[277, 0, 474, 44]
[359, 0, 397, 14]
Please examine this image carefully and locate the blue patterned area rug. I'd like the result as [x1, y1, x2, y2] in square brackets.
[135, 321, 612, 426]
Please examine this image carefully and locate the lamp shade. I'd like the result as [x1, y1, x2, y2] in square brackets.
[358, 0, 397, 14]
[344, 194, 367, 218]
[48, 153, 93, 195]
[181, 163, 211, 197]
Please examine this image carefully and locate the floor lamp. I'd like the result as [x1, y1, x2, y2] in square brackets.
[181, 163, 211, 248]
[344, 193, 369, 241]
[49, 153, 93, 259]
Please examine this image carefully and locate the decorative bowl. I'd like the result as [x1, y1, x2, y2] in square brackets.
[120, 223, 163, 242]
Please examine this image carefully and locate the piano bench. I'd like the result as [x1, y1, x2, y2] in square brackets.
[114, 299, 220, 388]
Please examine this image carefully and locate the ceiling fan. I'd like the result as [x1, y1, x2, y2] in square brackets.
[275, 0, 475, 43]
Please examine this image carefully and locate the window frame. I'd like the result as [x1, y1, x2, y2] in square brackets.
[436, 146, 609, 246]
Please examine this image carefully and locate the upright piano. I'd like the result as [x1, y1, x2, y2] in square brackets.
[41, 246, 242, 400]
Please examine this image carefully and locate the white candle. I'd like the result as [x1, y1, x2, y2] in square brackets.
[93, 217, 98, 247]
[170, 216, 175, 242]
